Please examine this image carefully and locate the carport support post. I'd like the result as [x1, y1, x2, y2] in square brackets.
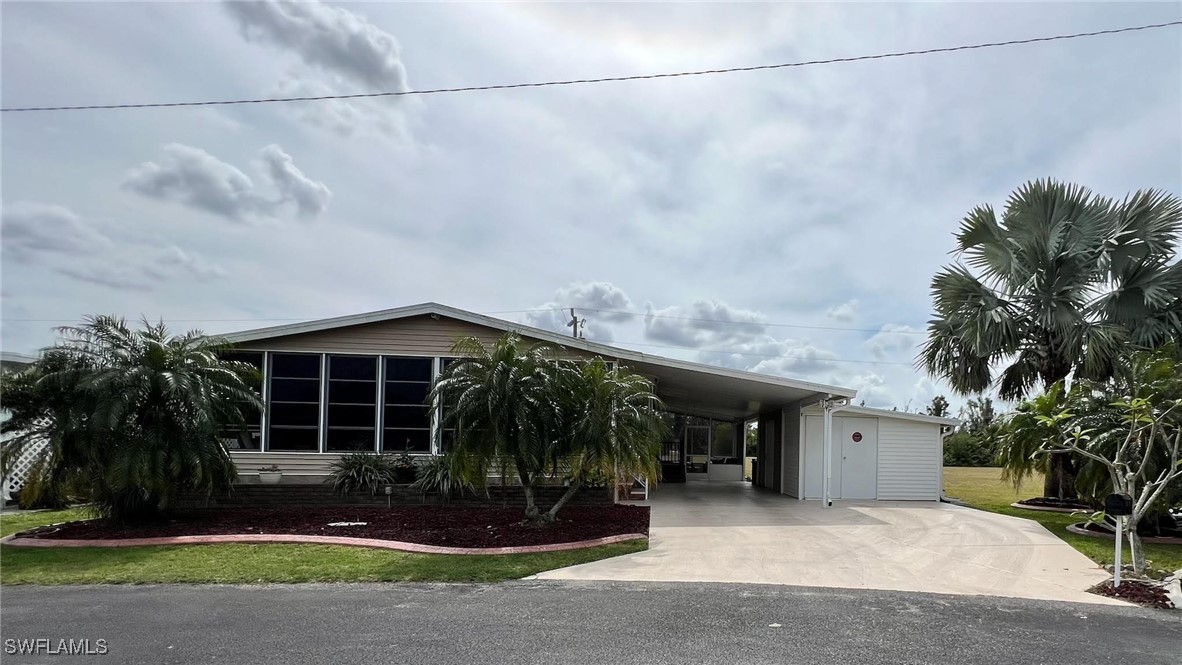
[821, 397, 851, 509]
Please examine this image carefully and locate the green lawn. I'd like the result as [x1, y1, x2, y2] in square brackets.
[0, 507, 645, 585]
[1, 507, 91, 538]
[944, 467, 1181, 574]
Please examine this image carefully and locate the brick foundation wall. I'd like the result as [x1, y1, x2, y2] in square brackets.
[179, 483, 614, 510]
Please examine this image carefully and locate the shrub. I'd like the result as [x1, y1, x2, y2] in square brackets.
[328, 453, 396, 495]
[410, 455, 477, 502]
[943, 431, 995, 467]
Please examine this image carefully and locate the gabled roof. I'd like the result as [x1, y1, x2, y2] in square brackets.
[803, 402, 959, 427]
[222, 302, 857, 409]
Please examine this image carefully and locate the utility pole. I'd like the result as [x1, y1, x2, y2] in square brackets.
[566, 308, 586, 339]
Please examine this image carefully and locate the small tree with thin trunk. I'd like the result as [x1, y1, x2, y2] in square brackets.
[1038, 397, 1181, 575]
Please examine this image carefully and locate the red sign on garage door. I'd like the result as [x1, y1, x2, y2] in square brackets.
[851, 431, 863, 443]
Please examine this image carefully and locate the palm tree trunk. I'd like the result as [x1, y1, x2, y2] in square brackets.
[1040, 363, 1078, 500]
[1044, 454, 1078, 500]
[544, 481, 583, 522]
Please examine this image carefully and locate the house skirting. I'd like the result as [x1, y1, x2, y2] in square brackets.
[179, 484, 614, 510]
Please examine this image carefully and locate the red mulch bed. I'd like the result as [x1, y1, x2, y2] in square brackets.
[17, 505, 649, 549]
[1089, 580, 1174, 610]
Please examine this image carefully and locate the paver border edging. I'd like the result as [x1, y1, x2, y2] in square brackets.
[0, 532, 648, 555]
[1064, 523, 1182, 545]
[1009, 502, 1093, 514]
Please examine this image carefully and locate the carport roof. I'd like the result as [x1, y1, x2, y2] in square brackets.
[223, 302, 856, 421]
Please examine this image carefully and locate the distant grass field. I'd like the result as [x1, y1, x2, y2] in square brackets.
[0, 507, 645, 585]
[943, 467, 1181, 573]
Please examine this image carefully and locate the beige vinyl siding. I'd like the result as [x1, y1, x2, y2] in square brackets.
[781, 403, 802, 498]
[876, 419, 941, 500]
[235, 315, 603, 359]
[231, 452, 339, 478]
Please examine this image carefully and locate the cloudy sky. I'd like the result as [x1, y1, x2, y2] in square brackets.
[2, 2, 1180, 413]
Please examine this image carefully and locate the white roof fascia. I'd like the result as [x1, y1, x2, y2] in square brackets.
[221, 302, 858, 399]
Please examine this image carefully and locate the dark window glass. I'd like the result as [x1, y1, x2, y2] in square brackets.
[327, 429, 375, 452]
[385, 405, 430, 429]
[330, 356, 377, 380]
[384, 381, 428, 405]
[271, 403, 321, 428]
[268, 428, 319, 451]
[329, 380, 377, 405]
[385, 357, 432, 382]
[383, 429, 430, 452]
[269, 378, 322, 403]
[328, 404, 377, 429]
[325, 355, 377, 452]
[271, 353, 321, 378]
[267, 354, 323, 451]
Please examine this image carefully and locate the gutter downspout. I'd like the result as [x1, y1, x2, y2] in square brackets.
[822, 396, 853, 509]
[938, 425, 954, 502]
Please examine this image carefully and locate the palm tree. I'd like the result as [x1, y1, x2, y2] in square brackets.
[0, 316, 262, 523]
[921, 179, 1182, 498]
[431, 333, 562, 521]
[551, 357, 665, 519]
[431, 334, 665, 523]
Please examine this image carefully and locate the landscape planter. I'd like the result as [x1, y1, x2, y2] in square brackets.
[1065, 522, 1182, 546]
[257, 472, 283, 485]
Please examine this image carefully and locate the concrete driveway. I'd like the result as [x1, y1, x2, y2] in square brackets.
[536, 481, 1118, 605]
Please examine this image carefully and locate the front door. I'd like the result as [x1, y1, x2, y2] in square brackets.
[839, 418, 878, 499]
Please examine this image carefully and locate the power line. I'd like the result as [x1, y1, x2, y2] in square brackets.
[3, 21, 1177, 113]
[575, 307, 927, 335]
[2, 306, 929, 334]
[605, 339, 915, 367]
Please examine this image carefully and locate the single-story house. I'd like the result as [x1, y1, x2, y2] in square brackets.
[221, 303, 957, 504]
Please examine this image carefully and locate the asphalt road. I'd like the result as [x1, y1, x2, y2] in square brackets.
[2, 582, 1179, 665]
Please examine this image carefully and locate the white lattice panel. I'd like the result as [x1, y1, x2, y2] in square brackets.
[1, 416, 51, 502]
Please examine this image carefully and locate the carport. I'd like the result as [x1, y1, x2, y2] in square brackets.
[616, 353, 855, 494]
[615, 352, 954, 504]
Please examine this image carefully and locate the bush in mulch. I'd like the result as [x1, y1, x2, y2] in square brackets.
[16, 505, 649, 549]
[1089, 580, 1174, 610]
[1015, 497, 1094, 511]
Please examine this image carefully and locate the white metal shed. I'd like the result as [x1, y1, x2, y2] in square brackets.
[794, 405, 957, 502]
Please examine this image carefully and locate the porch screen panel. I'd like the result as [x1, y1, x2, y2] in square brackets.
[267, 353, 322, 451]
[217, 351, 263, 450]
[325, 355, 378, 452]
[382, 357, 432, 453]
[711, 422, 736, 458]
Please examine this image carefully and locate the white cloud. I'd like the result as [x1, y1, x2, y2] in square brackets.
[122, 144, 331, 222]
[57, 245, 225, 292]
[259, 144, 332, 218]
[1, 202, 225, 292]
[1, 202, 112, 260]
[699, 337, 839, 376]
[271, 75, 408, 139]
[644, 299, 766, 348]
[864, 324, 922, 360]
[223, 0, 408, 90]
[525, 281, 636, 342]
[825, 299, 860, 323]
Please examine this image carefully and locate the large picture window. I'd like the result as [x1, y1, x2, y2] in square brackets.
[382, 356, 432, 453]
[267, 353, 322, 451]
[218, 351, 263, 450]
[325, 355, 378, 452]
